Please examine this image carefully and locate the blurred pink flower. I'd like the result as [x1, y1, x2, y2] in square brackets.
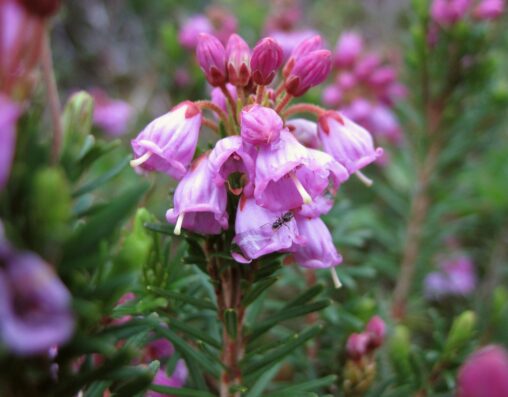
[473, 0, 505, 20]
[457, 345, 508, 397]
[90, 89, 132, 137]
[431, 0, 471, 25]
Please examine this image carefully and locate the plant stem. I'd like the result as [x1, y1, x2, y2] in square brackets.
[41, 26, 63, 164]
[274, 93, 293, 114]
[392, 112, 442, 319]
[206, 239, 245, 397]
[282, 103, 326, 119]
[221, 85, 239, 126]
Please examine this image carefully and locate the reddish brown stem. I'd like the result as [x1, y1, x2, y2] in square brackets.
[274, 93, 293, 114]
[392, 108, 443, 319]
[220, 85, 239, 126]
[255, 85, 265, 104]
[41, 27, 63, 164]
[196, 100, 233, 135]
[206, 239, 245, 397]
[282, 103, 326, 119]
[202, 117, 219, 133]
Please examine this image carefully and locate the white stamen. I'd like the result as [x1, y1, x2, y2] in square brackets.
[290, 173, 312, 204]
[174, 212, 185, 235]
[130, 151, 152, 168]
[355, 170, 373, 187]
[330, 267, 342, 289]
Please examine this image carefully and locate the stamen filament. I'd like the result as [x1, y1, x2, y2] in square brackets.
[174, 212, 185, 235]
[290, 173, 312, 204]
[355, 171, 373, 187]
[330, 267, 342, 289]
[130, 151, 152, 168]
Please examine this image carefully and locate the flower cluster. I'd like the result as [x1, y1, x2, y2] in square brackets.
[424, 254, 477, 300]
[0, 223, 74, 355]
[322, 32, 406, 147]
[130, 31, 382, 281]
[431, 0, 505, 25]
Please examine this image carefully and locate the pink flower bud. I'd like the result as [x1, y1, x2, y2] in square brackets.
[283, 35, 323, 77]
[457, 345, 508, 397]
[250, 37, 284, 85]
[473, 0, 505, 20]
[240, 105, 283, 145]
[354, 54, 381, 80]
[285, 50, 332, 97]
[346, 333, 370, 360]
[334, 32, 363, 68]
[431, 0, 471, 25]
[368, 66, 397, 89]
[178, 15, 213, 50]
[226, 34, 251, 87]
[365, 316, 386, 350]
[196, 33, 227, 87]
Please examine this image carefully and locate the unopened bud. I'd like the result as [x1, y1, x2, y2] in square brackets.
[226, 34, 251, 87]
[196, 33, 227, 87]
[283, 35, 323, 77]
[285, 50, 332, 97]
[346, 332, 370, 360]
[366, 315, 386, 350]
[250, 37, 283, 86]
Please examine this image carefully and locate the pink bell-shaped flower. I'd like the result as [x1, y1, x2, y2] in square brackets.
[131, 101, 202, 180]
[232, 197, 303, 263]
[254, 130, 348, 212]
[318, 111, 383, 174]
[166, 155, 228, 235]
[291, 215, 342, 269]
[208, 136, 256, 196]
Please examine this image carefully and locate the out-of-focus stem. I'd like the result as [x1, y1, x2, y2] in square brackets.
[41, 26, 63, 164]
[392, 114, 442, 319]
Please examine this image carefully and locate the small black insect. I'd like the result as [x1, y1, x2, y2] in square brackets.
[272, 211, 294, 230]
